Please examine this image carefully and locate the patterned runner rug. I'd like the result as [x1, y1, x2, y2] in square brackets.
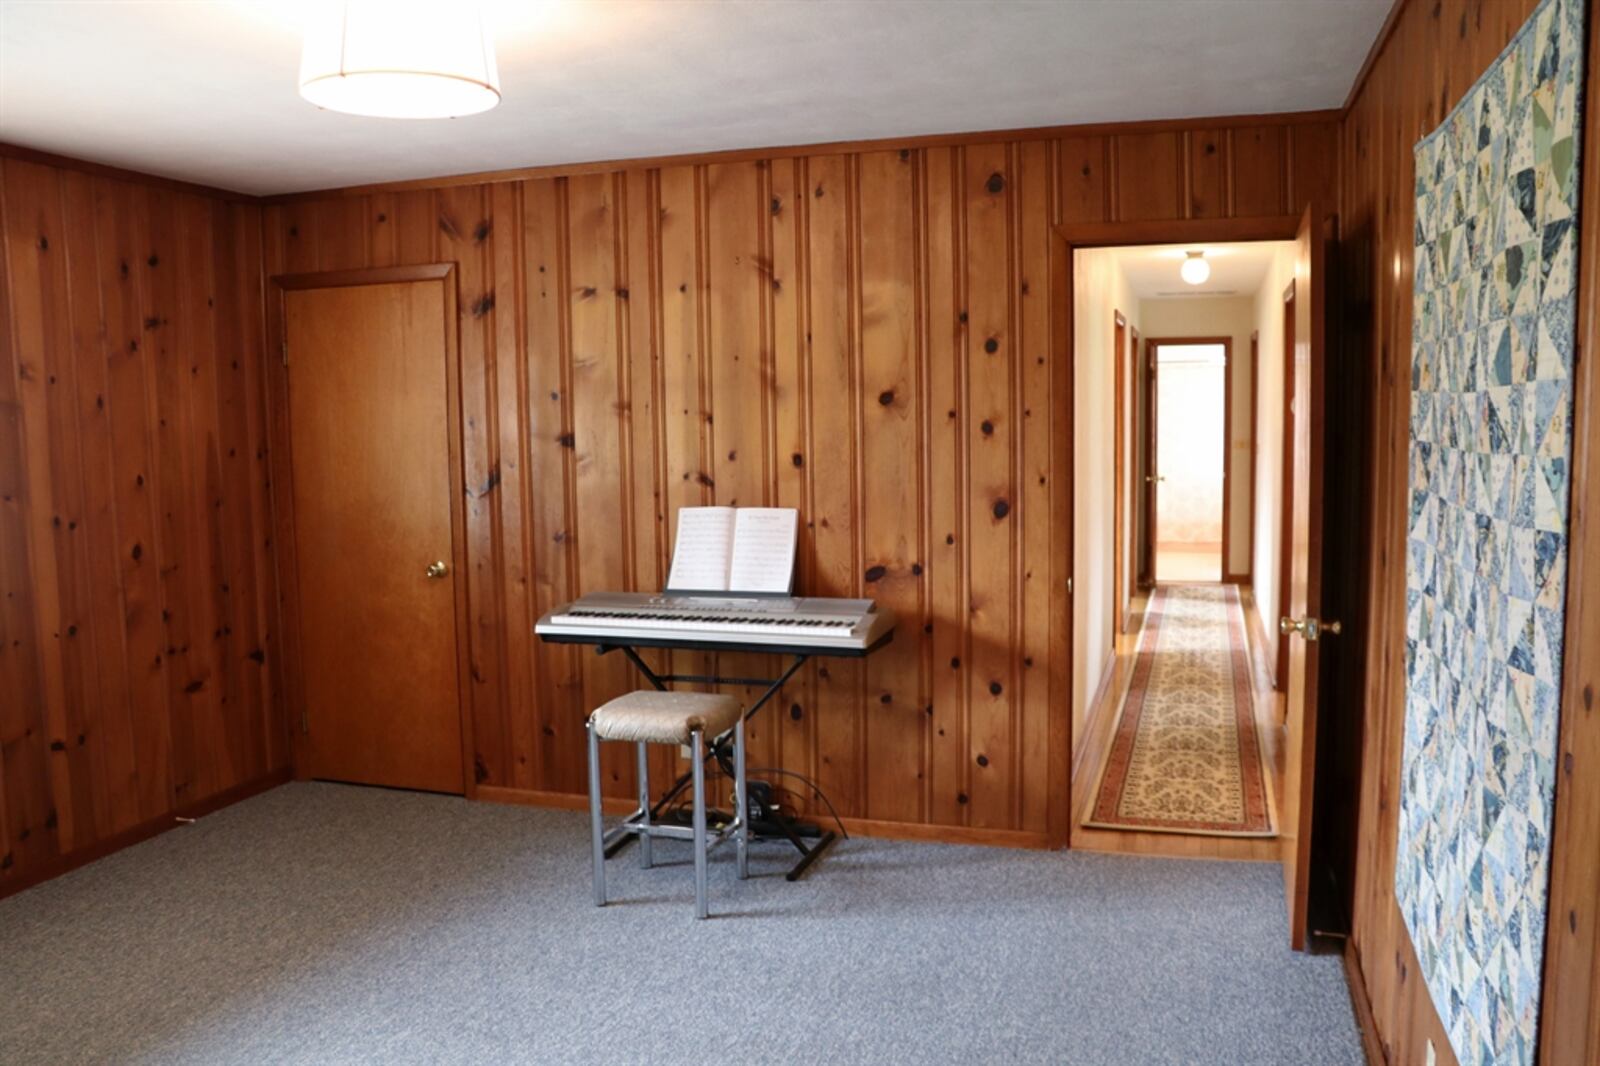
[1085, 584, 1274, 836]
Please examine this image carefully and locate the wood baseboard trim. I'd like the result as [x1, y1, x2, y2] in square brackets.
[836, 817, 1051, 850]
[476, 785, 1051, 849]
[0, 766, 292, 901]
[476, 785, 638, 816]
[1072, 647, 1121, 780]
[1343, 939, 1387, 1065]
[1243, 589, 1278, 698]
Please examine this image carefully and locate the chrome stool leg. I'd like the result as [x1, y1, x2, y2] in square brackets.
[636, 742, 653, 870]
[691, 728, 708, 919]
[734, 716, 749, 880]
[587, 720, 606, 907]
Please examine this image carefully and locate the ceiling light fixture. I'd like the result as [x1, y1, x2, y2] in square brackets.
[1180, 250, 1210, 286]
[299, 2, 501, 119]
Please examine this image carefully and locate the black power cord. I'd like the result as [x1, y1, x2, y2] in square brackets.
[745, 767, 849, 841]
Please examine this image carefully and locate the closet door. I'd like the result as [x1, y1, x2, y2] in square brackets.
[279, 268, 466, 794]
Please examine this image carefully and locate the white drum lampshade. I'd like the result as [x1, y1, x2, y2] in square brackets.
[299, 2, 500, 119]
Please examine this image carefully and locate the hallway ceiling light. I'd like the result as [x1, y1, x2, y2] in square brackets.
[1180, 251, 1211, 285]
[299, 2, 501, 119]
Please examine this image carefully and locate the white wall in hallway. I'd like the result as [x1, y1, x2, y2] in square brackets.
[1072, 249, 1140, 741]
[1250, 243, 1297, 671]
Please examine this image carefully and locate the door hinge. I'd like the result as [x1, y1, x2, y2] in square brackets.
[300, 707, 309, 734]
[1067, 577, 1074, 596]
[281, 339, 289, 367]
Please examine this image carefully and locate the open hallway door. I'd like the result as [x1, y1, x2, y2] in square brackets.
[1279, 206, 1329, 950]
[1140, 339, 1158, 588]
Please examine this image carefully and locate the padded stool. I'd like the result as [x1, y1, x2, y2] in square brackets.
[587, 690, 748, 918]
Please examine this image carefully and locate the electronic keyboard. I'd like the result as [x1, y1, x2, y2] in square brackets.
[535, 591, 896, 655]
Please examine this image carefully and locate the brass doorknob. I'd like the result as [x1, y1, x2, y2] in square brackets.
[1281, 616, 1341, 641]
[425, 560, 448, 579]
[1145, 475, 1167, 483]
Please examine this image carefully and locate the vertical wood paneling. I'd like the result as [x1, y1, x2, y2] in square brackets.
[1231, 126, 1288, 217]
[0, 112, 1337, 886]
[2, 160, 74, 864]
[1184, 128, 1228, 219]
[1290, 120, 1342, 214]
[922, 146, 967, 826]
[804, 153, 863, 815]
[521, 177, 582, 796]
[0, 154, 281, 892]
[617, 169, 675, 795]
[653, 165, 710, 787]
[177, 194, 231, 799]
[858, 149, 923, 823]
[0, 161, 47, 878]
[1015, 141, 1053, 833]
[95, 179, 173, 824]
[1056, 136, 1108, 225]
[703, 161, 781, 778]
[61, 171, 136, 836]
[142, 186, 199, 803]
[2, 113, 1342, 895]
[238, 115, 1326, 834]
[490, 181, 535, 791]
[962, 144, 1015, 829]
[1112, 131, 1182, 221]
[768, 158, 813, 806]
[566, 172, 634, 794]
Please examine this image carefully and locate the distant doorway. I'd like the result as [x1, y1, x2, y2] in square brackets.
[1148, 340, 1229, 584]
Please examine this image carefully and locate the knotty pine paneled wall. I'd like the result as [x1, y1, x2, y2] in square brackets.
[264, 116, 1338, 839]
[0, 155, 283, 892]
[1338, 1, 1576, 1064]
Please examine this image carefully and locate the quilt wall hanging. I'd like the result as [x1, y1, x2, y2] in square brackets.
[1398, 0, 1585, 1062]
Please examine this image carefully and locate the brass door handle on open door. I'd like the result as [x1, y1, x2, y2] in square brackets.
[425, 560, 448, 579]
[1145, 475, 1166, 483]
[1281, 616, 1341, 641]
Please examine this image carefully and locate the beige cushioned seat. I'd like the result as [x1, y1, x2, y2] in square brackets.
[590, 690, 742, 745]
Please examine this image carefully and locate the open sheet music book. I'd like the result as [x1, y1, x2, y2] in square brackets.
[666, 507, 799, 594]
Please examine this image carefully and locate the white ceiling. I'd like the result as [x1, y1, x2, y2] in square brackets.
[1111, 241, 1288, 300]
[0, 0, 1391, 197]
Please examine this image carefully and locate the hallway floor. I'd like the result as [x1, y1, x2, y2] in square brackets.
[1073, 586, 1284, 862]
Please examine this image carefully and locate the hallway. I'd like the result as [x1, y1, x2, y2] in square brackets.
[1073, 585, 1284, 862]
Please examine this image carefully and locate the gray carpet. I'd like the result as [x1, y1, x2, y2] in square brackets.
[0, 783, 1362, 1065]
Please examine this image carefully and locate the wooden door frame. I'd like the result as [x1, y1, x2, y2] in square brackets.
[1125, 325, 1140, 629]
[1053, 214, 1300, 851]
[1144, 335, 1234, 584]
[1247, 329, 1259, 582]
[1140, 336, 1157, 588]
[1275, 278, 1297, 693]
[1113, 311, 1130, 634]
[263, 264, 477, 798]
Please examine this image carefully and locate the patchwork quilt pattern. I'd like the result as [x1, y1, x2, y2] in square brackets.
[1399, 0, 1585, 1062]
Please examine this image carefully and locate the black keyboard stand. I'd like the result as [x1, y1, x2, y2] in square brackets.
[594, 643, 838, 881]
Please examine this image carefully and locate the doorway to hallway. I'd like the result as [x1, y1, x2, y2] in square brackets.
[1149, 340, 1228, 584]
